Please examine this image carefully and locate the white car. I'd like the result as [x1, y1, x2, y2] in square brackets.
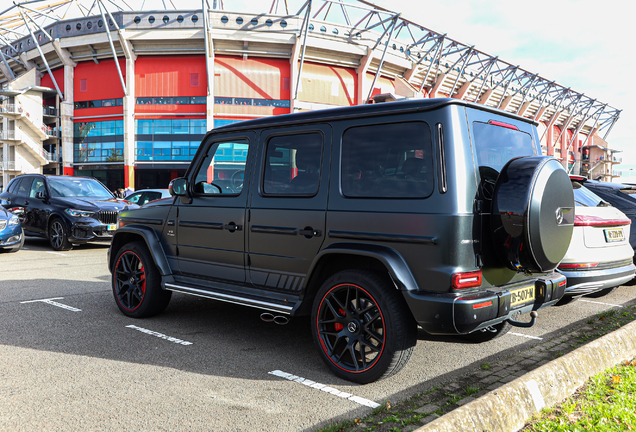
[557, 182, 636, 301]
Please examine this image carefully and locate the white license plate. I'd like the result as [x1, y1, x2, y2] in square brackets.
[510, 285, 535, 308]
[604, 227, 625, 243]
[107, 224, 117, 231]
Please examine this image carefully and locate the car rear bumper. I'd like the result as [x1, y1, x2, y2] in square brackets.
[558, 262, 636, 296]
[402, 272, 567, 335]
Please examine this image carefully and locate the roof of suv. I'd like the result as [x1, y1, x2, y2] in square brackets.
[212, 98, 538, 133]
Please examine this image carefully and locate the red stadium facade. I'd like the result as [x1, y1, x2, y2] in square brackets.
[0, 1, 622, 192]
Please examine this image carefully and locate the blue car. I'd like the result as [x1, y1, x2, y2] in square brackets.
[0, 201, 23, 253]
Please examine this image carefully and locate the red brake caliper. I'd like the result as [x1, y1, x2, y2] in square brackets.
[334, 308, 345, 331]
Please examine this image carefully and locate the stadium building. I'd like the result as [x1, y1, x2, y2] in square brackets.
[0, 0, 622, 192]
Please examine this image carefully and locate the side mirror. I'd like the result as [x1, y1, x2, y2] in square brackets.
[35, 191, 46, 200]
[169, 178, 187, 196]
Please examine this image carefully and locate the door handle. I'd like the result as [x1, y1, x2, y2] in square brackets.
[298, 229, 322, 238]
[24, 200, 29, 205]
[223, 223, 243, 231]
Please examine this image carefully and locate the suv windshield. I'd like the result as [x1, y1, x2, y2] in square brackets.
[49, 178, 113, 198]
[473, 121, 535, 174]
[573, 182, 607, 207]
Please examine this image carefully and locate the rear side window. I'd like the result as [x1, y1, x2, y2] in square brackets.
[262, 133, 323, 196]
[341, 122, 433, 198]
[473, 121, 534, 174]
[6, 177, 21, 194]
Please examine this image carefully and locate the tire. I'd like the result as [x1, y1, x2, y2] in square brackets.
[462, 319, 512, 343]
[112, 241, 171, 318]
[48, 218, 72, 251]
[586, 286, 618, 298]
[491, 156, 574, 273]
[311, 269, 416, 384]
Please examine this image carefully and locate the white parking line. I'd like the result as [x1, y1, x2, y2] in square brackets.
[20, 297, 81, 312]
[509, 332, 543, 340]
[578, 299, 623, 308]
[126, 325, 193, 346]
[46, 251, 68, 256]
[268, 370, 380, 408]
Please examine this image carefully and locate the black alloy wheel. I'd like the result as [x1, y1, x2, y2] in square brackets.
[112, 242, 171, 318]
[312, 270, 416, 383]
[48, 218, 72, 251]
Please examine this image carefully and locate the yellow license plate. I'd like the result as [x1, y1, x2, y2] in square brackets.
[510, 285, 535, 307]
[604, 227, 625, 243]
[107, 224, 117, 231]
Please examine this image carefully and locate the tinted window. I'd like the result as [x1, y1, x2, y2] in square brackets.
[48, 178, 113, 198]
[473, 122, 534, 174]
[6, 177, 21, 194]
[193, 139, 249, 195]
[125, 192, 142, 204]
[573, 183, 605, 207]
[29, 178, 45, 198]
[16, 177, 33, 197]
[341, 122, 433, 198]
[263, 133, 323, 195]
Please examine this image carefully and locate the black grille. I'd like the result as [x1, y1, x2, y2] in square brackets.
[98, 210, 118, 225]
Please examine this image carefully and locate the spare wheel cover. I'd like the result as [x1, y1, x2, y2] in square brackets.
[491, 156, 574, 273]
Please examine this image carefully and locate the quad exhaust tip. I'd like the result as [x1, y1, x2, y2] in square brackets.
[260, 312, 289, 325]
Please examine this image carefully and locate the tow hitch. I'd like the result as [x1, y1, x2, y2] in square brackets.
[507, 311, 538, 328]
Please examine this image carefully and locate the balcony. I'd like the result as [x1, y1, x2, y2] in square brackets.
[0, 104, 23, 117]
[43, 106, 58, 117]
[612, 156, 622, 164]
[0, 160, 20, 171]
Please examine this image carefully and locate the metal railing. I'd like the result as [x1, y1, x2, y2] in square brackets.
[0, 160, 19, 171]
[0, 130, 17, 140]
[0, 104, 23, 115]
[43, 106, 58, 116]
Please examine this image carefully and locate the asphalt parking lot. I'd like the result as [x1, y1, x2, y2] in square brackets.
[2, 238, 636, 431]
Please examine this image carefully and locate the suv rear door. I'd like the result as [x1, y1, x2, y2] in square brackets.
[247, 125, 331, 291]
[175, 132, 255, 283]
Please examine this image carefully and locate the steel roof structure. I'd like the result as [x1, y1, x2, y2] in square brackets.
[0, 0, 622, 153]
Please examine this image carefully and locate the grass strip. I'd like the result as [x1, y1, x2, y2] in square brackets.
[522, 358, 636, 431]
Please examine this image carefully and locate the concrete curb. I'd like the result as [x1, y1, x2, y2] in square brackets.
[416, 319, 636, 432]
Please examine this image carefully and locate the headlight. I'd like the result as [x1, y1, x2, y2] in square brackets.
[8, 215, 19, 226]
[0, 220, 6, 231]
[65, 208, 95, 218]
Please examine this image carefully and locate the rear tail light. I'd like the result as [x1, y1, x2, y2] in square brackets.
[487, 120, 519, 130]
[558, 263, 599, 269]
[472, 300, 492, 310]
[574, 215, 631, 227]
[452, 271, 482, 290]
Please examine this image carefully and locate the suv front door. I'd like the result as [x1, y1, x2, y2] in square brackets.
[176, 133, 255, 283]
[247, 125, 331, 291]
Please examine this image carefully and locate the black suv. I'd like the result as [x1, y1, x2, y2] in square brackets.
[0, 175, 134, 251]
[109, 99, 574, 383]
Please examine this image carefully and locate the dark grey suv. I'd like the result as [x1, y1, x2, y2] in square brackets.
[108, 99, 574, 383]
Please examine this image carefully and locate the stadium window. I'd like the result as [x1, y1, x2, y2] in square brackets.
[251, 18, 258, 25]
[236, 17, 243, 24]
[76, 23, 82, 30]
[280, 20, 287, 28]
[192, 15, 199, 23]
[87, 21, 92, 29]
[98, 20, 103, 27]
[177, 15, 184, 23]
[190, 73, 199, 87]
[66, 24, 71, 32]
[221, 16, 229, 24]
[148, 16, 155, 24]
[134, 16, 141, 24]
[163, 16, 169, 24]
[266, 19, 273, 27]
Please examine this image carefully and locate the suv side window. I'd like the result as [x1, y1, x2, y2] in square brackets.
[6, 177, 20, 194]
[341, 122, 433, 198]
[16, 177, 33, 197]
[193, 139, 249, 195]
[29, 178, 46, 198]
[262, 133, 323, 195]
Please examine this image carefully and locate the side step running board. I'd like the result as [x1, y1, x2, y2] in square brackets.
[164, 283, 294, 315]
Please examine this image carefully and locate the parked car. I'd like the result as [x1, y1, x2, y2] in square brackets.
[0, 175, 137, 251]
[571, 177, 636, 257]
[556, 182, 635, 301]
[109, 98, 574, 383]
[0, 200, 23, 253]
[124, 189, 171, 206]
